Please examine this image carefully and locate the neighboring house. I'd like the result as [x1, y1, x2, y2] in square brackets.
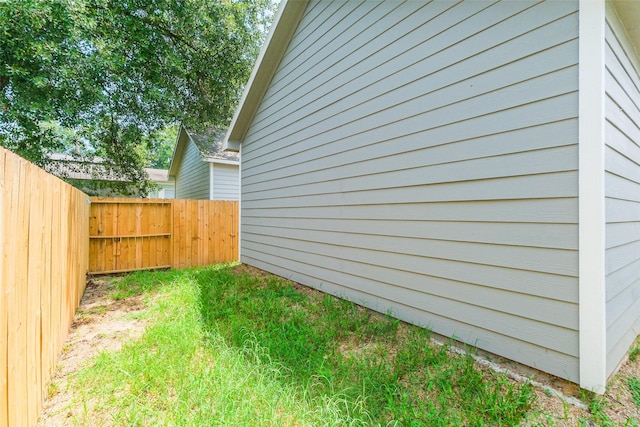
[46, 153, 172, 198]
[169, 125, 239, 200]
[145, 168, 175, 199]
[223, 0, 640, 392]
[45, 153, 136, 196]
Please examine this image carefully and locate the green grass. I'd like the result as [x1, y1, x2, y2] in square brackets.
[629, 341, 640, 363]
[68, 264, 537, 426]
[628, 376, 640, 409]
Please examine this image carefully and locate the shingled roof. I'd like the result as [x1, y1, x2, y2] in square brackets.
[169, 124, 239, 178]
[185, 127, 239, 162]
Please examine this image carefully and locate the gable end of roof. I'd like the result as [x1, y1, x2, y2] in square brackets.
[223, 0, 309, 152]
[168, 125, 190, 177]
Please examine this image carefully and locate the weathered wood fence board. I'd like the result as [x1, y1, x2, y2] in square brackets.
[89, 198, 238, 273]
[1, 146, 90, 427]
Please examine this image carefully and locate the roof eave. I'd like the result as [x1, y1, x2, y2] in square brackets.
[223, 0, 308, 152]
[203, 157, 240, 166]
[611, 0, 640, 62]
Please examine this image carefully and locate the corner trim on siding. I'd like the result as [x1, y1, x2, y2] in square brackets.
[209, 162, 215, 200]
[578, 0, 607, 394]
[238, 144, 242, 260]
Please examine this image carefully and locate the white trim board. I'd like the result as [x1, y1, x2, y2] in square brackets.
[238, 144, 242, 260]
[578, 0, 607, 394]
[204, 158, 239, 166]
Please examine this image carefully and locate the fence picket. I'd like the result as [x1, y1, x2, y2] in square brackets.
[26, 170, 43, 426]
[0, 149, 7, 426]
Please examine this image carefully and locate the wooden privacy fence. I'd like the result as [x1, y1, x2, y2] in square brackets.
[89, 198, 238, 274]
[1, 148, 237, 427]
[1, 147, 90, 427]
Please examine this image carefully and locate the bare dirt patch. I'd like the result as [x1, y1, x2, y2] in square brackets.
[38, 277, 149, 427]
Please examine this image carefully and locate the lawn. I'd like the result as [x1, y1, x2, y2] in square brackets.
[43, 264, 640, 426]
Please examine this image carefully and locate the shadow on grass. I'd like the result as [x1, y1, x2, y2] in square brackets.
[78, 266, 363, 426]
[193, 264, 536, 426]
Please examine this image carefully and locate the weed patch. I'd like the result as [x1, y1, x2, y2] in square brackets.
[628, 377, 640, 409]
[630, 342, 640, 363]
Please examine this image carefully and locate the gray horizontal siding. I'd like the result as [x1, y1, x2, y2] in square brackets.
[248, 1, 576, 144]
[244, 198, 579, 223]
[241, 0, 580, 381]
[211, 163, 239, 200]
[175, 137, 210, 200]
[242, 171, 577, 207]
[164, 186, 175, 199]
[243, 119, 578, 188]
[604, 8, 640, 376]
[149, 182, 175, 199]
[244, 1, 579, 166]
[244, 217, 577, 250]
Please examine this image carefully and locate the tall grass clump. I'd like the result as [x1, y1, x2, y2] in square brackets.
[628, 377, 640, 409]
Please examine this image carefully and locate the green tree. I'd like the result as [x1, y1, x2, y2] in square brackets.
[147, 124, 179, 170]
[0, 0, 273, 195]
[0, 1, 77, 162]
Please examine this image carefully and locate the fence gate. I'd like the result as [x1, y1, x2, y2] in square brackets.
[88, 198, 239, 274]
[89, 199, 172, 274]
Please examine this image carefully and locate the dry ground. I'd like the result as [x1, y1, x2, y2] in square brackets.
[38, 271, 640, 426]
[38, 278, 149, 426]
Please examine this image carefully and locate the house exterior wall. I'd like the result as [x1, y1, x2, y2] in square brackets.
[148, 181, 175, 199]
[210, 163, 240, 200]
[604, 4, 640, 376]
[239, 1, 581, 380]
[163, 183, 175, 199]
[175, 136, 210, 199]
